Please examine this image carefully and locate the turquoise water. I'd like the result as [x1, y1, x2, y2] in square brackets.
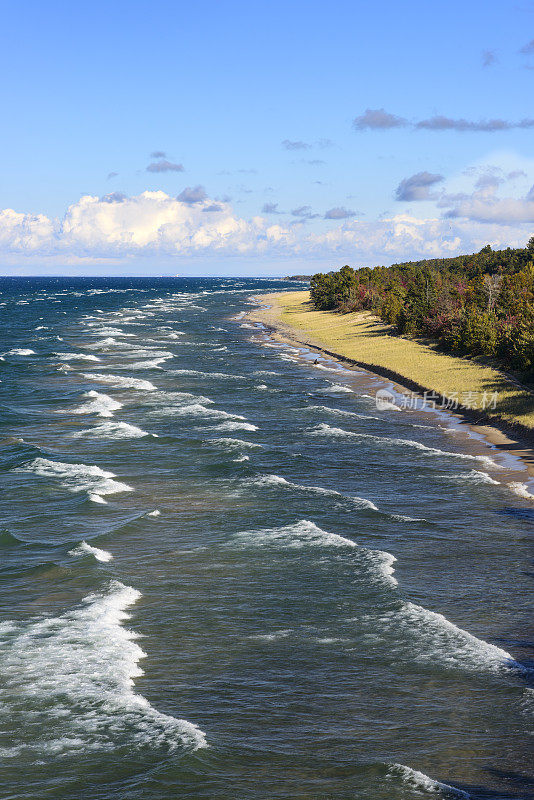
[0, 277, 532, 799]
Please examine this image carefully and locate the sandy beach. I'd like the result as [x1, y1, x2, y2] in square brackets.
[248, 290, 534, 478]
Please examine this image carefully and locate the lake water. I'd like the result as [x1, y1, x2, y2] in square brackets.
[0, 277, 532, 800]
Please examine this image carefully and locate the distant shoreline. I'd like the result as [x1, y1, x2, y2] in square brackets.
[247, 290, 534, 479]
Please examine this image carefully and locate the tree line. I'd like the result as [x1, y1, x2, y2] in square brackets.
[310, 238, 534, 380]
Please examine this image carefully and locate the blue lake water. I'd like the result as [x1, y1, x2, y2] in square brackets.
[0, 276, 532, 799]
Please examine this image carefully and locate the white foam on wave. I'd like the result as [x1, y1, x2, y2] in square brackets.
[68, 541, 113, 562]
[508, 481, 534, 500]
[358, 601, 525, 674]
[371, 551, 398, 586]
[313, 363, 352, 373]
[245, 473, 378, 510]
[306, 405, 381, 421]
[388, 764, 470, 798]
[15, 457, 133, 496]
[151, 403, 245, 419]
[209, 421, 259, 432]
[71, 421, 153, 440]
[212, 437, 262, 450]
[444, 470, 500, 486]
[82, 373, 157, 391]
[129, 358, 171, 370]
[86, 337, 122, 349]
[146, 390, 214, 406]
[3, 348, 35, 356]
[122, 347, 174, 357]
[317, 383, 354, 394]
[54, 353, 101, 362]
[0, 581, 207, 757]
[63, 390, 123, 418]
[308, 424, 499, 468]
[232, 519, 357, 549]
[88, 327, 135, 337]
[89, 493, 108, 504]
[169, 369, 244, 379]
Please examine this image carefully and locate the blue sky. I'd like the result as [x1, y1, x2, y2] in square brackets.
[1, 0, 533, 274]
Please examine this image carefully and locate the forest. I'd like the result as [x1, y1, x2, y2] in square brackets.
[310, 238, 534, 380]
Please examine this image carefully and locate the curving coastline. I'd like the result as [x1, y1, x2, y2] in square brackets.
[247, 290, 534, 478]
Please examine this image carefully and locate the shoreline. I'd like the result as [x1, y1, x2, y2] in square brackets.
[246, 290, 534, 482]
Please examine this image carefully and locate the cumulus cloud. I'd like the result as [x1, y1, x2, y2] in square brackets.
[353, 108, 534, 132]
[395, 172, 444, 201]
[177, 185, 208, 204]
[440, 186, 534, 223]
[324, 207, 356, 219]
[0, 191, 532, 266]
[353, 108, 408, 130]
[146, 160, 184, 173]
[282, 139, 310, 150]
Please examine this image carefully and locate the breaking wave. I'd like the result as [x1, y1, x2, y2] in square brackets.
[14, 458, 134, 497]
[0, 581, 207, 757]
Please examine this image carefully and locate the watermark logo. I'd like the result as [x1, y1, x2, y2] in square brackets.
[375, 389, 498, 412]
[375, 388, 398, 410]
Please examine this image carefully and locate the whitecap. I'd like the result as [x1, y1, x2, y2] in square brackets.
[308, 424, 499, 468]
[209, 421, 259, 432]
[62, 391, 123, 418]
[152, 403, 245, 419]
[15, 457, 133, 496]
[3, 348, 35, 356]
[68, 541, 113, 562]
[508, 481, 534, 500]
[0, 581, 206, 756]
[212, 438, 262, 450]
[444, 470, 500, 486]
[231, 519, 357, 549]
[360, 601, 525, 674]
[388, 764, 470, 798]
[169, 369, 244, 379]
[317, 383, 354, 394]
[82, 373, 156, 391]
[147, 510, 160, 517]
[306, 405, 381, 421]
[129, 358, 170, 370]
[55, 353, 101, 362]
[89, 493, 108, 504]
[71, 421, 153, 439]
[245, 474, 378, 510]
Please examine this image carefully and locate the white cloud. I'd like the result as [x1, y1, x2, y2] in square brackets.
[0, 191, 532, 269]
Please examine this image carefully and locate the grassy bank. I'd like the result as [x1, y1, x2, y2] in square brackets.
[253, 290, 534, 432]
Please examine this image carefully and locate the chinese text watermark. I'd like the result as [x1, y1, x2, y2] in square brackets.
[375, 388, 498, 412]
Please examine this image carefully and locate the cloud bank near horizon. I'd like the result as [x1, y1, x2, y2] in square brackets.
[0, 188, 532, 269]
